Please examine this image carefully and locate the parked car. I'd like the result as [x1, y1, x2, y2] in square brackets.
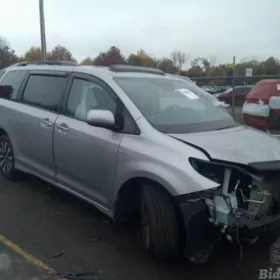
[215, 86, 253, 106]
[243, 79, 280, 131]
[201, 86, 217, 94]
[0, 62, 280, 263]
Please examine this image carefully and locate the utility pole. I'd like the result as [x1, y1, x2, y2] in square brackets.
[39, 0, 47, 60]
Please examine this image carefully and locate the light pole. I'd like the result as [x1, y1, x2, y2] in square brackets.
[231, 56, 236, 117]
[39, 0, 47, 60]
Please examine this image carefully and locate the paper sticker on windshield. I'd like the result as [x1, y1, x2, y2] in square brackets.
[277, 84, 280, 91]
[177, 88, 199, 100]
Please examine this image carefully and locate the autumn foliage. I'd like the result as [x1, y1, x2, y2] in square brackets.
[1, 36, 280, 84]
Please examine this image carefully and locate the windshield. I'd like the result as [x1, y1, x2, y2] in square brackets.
[115, 77, 237, 134]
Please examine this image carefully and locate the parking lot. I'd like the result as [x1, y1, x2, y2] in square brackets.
[0, 106, 278, 280]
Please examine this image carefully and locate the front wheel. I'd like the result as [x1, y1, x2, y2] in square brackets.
[0, 135, 18, 180]
[141, 184, 181, 260]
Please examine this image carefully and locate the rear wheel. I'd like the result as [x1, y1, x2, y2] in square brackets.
[141, 184, 180, 260]
[0, 135, 18, 180]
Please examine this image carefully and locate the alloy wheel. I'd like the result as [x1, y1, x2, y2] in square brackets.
[0, 140, 13, 175]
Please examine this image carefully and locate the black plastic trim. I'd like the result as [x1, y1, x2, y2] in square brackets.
[248, 160, 280, 172]
[109, 64, 165, 76]
[15, 60, 77, 66]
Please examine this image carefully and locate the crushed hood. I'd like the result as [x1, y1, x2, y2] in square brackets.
[170, 126, 280, 165]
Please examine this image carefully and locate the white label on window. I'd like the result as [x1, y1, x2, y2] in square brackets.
[177, 88, 199, 100]
[277, 84, 280, 91]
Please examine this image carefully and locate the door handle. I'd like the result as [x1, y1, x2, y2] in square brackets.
[56, 123, 69, 133]
[41, 118, 53, 128]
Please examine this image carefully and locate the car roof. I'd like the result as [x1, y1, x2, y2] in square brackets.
[258, 79, 280, 84]
[5, 62, 171, 79]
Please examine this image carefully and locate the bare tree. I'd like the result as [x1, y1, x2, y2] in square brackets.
[171, 51, 178, 68]
[0, 37, 17, 68]
[171, 50, 189, 72]
[0, 37, 6, 49]
[177, 51, 188, 71]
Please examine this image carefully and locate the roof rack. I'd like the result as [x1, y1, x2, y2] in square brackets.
[109, 64, 165, 76]
[14, 60, 78, 67]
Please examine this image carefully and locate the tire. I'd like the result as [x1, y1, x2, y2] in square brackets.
[0, 135, 18, 180]
[141, 184, 180, 260]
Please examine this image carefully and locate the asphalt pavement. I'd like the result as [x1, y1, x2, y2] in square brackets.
[0, 242, 53, 280]
[0, 106, 278, 280]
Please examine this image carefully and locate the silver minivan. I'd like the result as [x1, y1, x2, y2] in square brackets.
[0, 61, 280, 263]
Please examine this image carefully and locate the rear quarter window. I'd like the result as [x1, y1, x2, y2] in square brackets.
[0, 70, 28, 100]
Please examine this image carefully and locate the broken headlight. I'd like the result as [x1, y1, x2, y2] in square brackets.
[189, 157, 225, 185]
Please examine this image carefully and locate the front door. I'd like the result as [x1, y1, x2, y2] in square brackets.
[53, 75, 123, 209]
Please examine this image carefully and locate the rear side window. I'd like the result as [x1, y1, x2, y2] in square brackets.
[0, 70, 27, 100]
[22, 75, 67, 112]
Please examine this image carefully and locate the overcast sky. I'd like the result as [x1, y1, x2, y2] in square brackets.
[0, 0, 279, 65]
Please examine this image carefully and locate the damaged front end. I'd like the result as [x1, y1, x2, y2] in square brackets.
[179, 158, 280, 263]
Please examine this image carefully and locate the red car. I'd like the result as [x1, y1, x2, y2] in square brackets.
[214, 86, 253, 106]
[243, 79, 280, 131]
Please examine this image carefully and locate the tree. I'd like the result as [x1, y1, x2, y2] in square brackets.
[17, 56, 26, 63]
[80, 57, 93, 65]
[48, 44, 76, 61]
[171, 50, 188, 72]
[202, 58, 210, 71]
[136, 49, 155, 67]
[93, 46, 126, 66]
[24, 47, 42, 61]
[127, 51, 155, 67]
[185, 65, 204, 77]
[205, 65, 228, 85]
[127, 54, 143, 66]
[158, 58, 177, 73]
[189, 57, 211, 73]
[0, 37, 17, 68]
[234, 59, 261, 76]
[260, 57, 280, 75]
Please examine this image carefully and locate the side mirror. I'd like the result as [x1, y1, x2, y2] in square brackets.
[86, 109, 116, 130]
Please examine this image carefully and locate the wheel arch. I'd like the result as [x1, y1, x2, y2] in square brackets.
[113, 176, 181, 225]
[0, 126, 8, 137]
[0, 126, 15, 151]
